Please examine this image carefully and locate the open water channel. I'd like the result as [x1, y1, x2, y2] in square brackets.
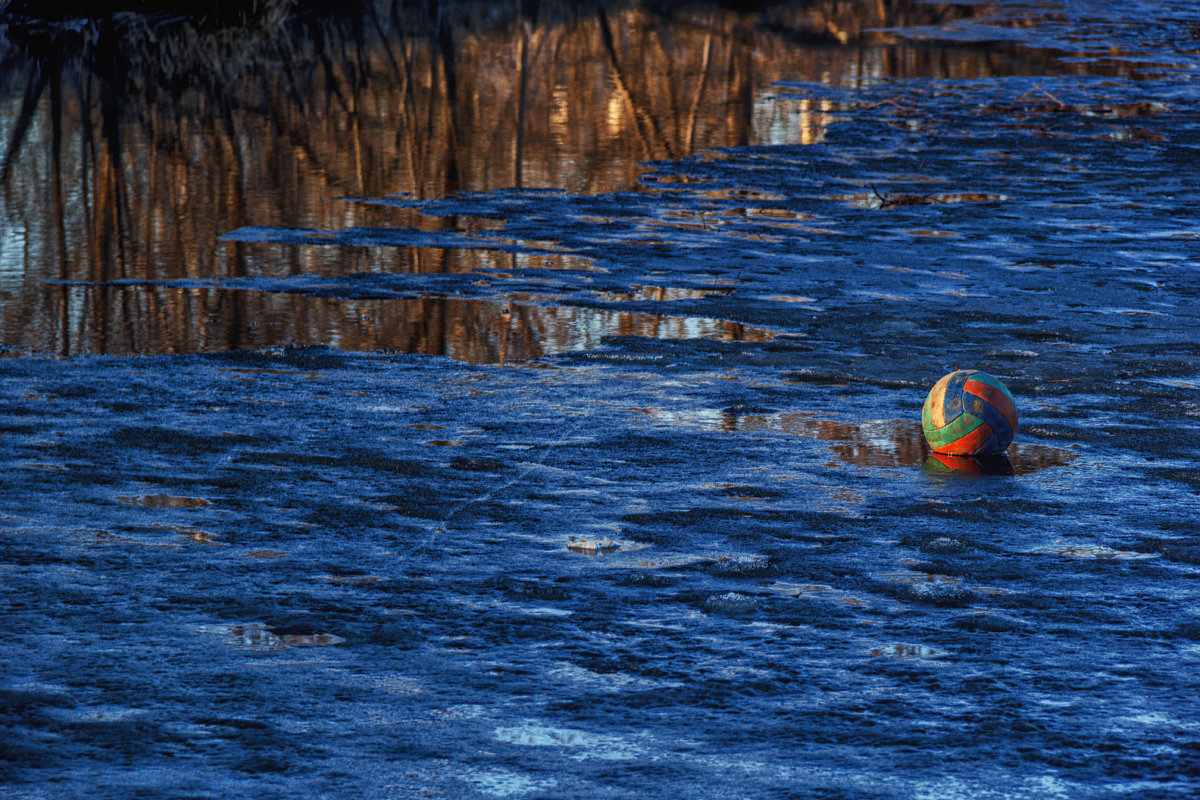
[1, 0, 1198, 797]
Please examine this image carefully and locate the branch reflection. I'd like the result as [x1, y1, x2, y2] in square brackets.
[0, 0, 1119, 356]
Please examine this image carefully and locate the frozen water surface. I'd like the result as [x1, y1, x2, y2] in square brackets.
[1, 1, 1199, 798]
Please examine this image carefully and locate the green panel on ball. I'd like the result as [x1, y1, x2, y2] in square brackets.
[921, 399, 935, 436]
[923, 407, 984, 450]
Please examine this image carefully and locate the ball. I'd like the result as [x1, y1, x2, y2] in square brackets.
[921, 370, 1018, 455]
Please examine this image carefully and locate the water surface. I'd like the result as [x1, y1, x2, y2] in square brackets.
[1, 2, 1199, 799]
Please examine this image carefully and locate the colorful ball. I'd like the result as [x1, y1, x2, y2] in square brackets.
[921, 370, 1018, 455]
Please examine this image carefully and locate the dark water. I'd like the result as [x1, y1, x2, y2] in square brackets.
[2, 1, 1200, 798]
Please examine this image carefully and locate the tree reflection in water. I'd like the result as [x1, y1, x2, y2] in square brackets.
[0, 0, 1102, 356]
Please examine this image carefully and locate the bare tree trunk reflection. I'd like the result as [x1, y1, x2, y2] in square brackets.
[0, 0, 1131, 356]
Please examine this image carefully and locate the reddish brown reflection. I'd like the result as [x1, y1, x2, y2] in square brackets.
[116, 494, 213, 509]
[0, 1, 1142, 356]
[720, 412, 1074, 474]
[6, 285, 771, 361]
[922, 452, 1014, 476]
[593, 285, 721, 302]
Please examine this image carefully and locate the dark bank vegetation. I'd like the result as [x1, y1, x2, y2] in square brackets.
[1, 0, 293, 23]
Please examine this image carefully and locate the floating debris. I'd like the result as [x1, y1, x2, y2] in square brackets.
[920, 536, 968, 554]
[117, 494, 212, 509]
[867, 643, 948, 660]
[197, 623, 345, 652]
[566, 536, 620, 554]
[1027, 545, 1158, 561]
[324, 574, 382, 584]
[493, 723, 642, 760]
[703, 592, 759, 616]
[832, 189, 1008, 210]
[875, 571, 962, 586]
[707, 554, 772, 577]
[244, 549, 289, 559]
